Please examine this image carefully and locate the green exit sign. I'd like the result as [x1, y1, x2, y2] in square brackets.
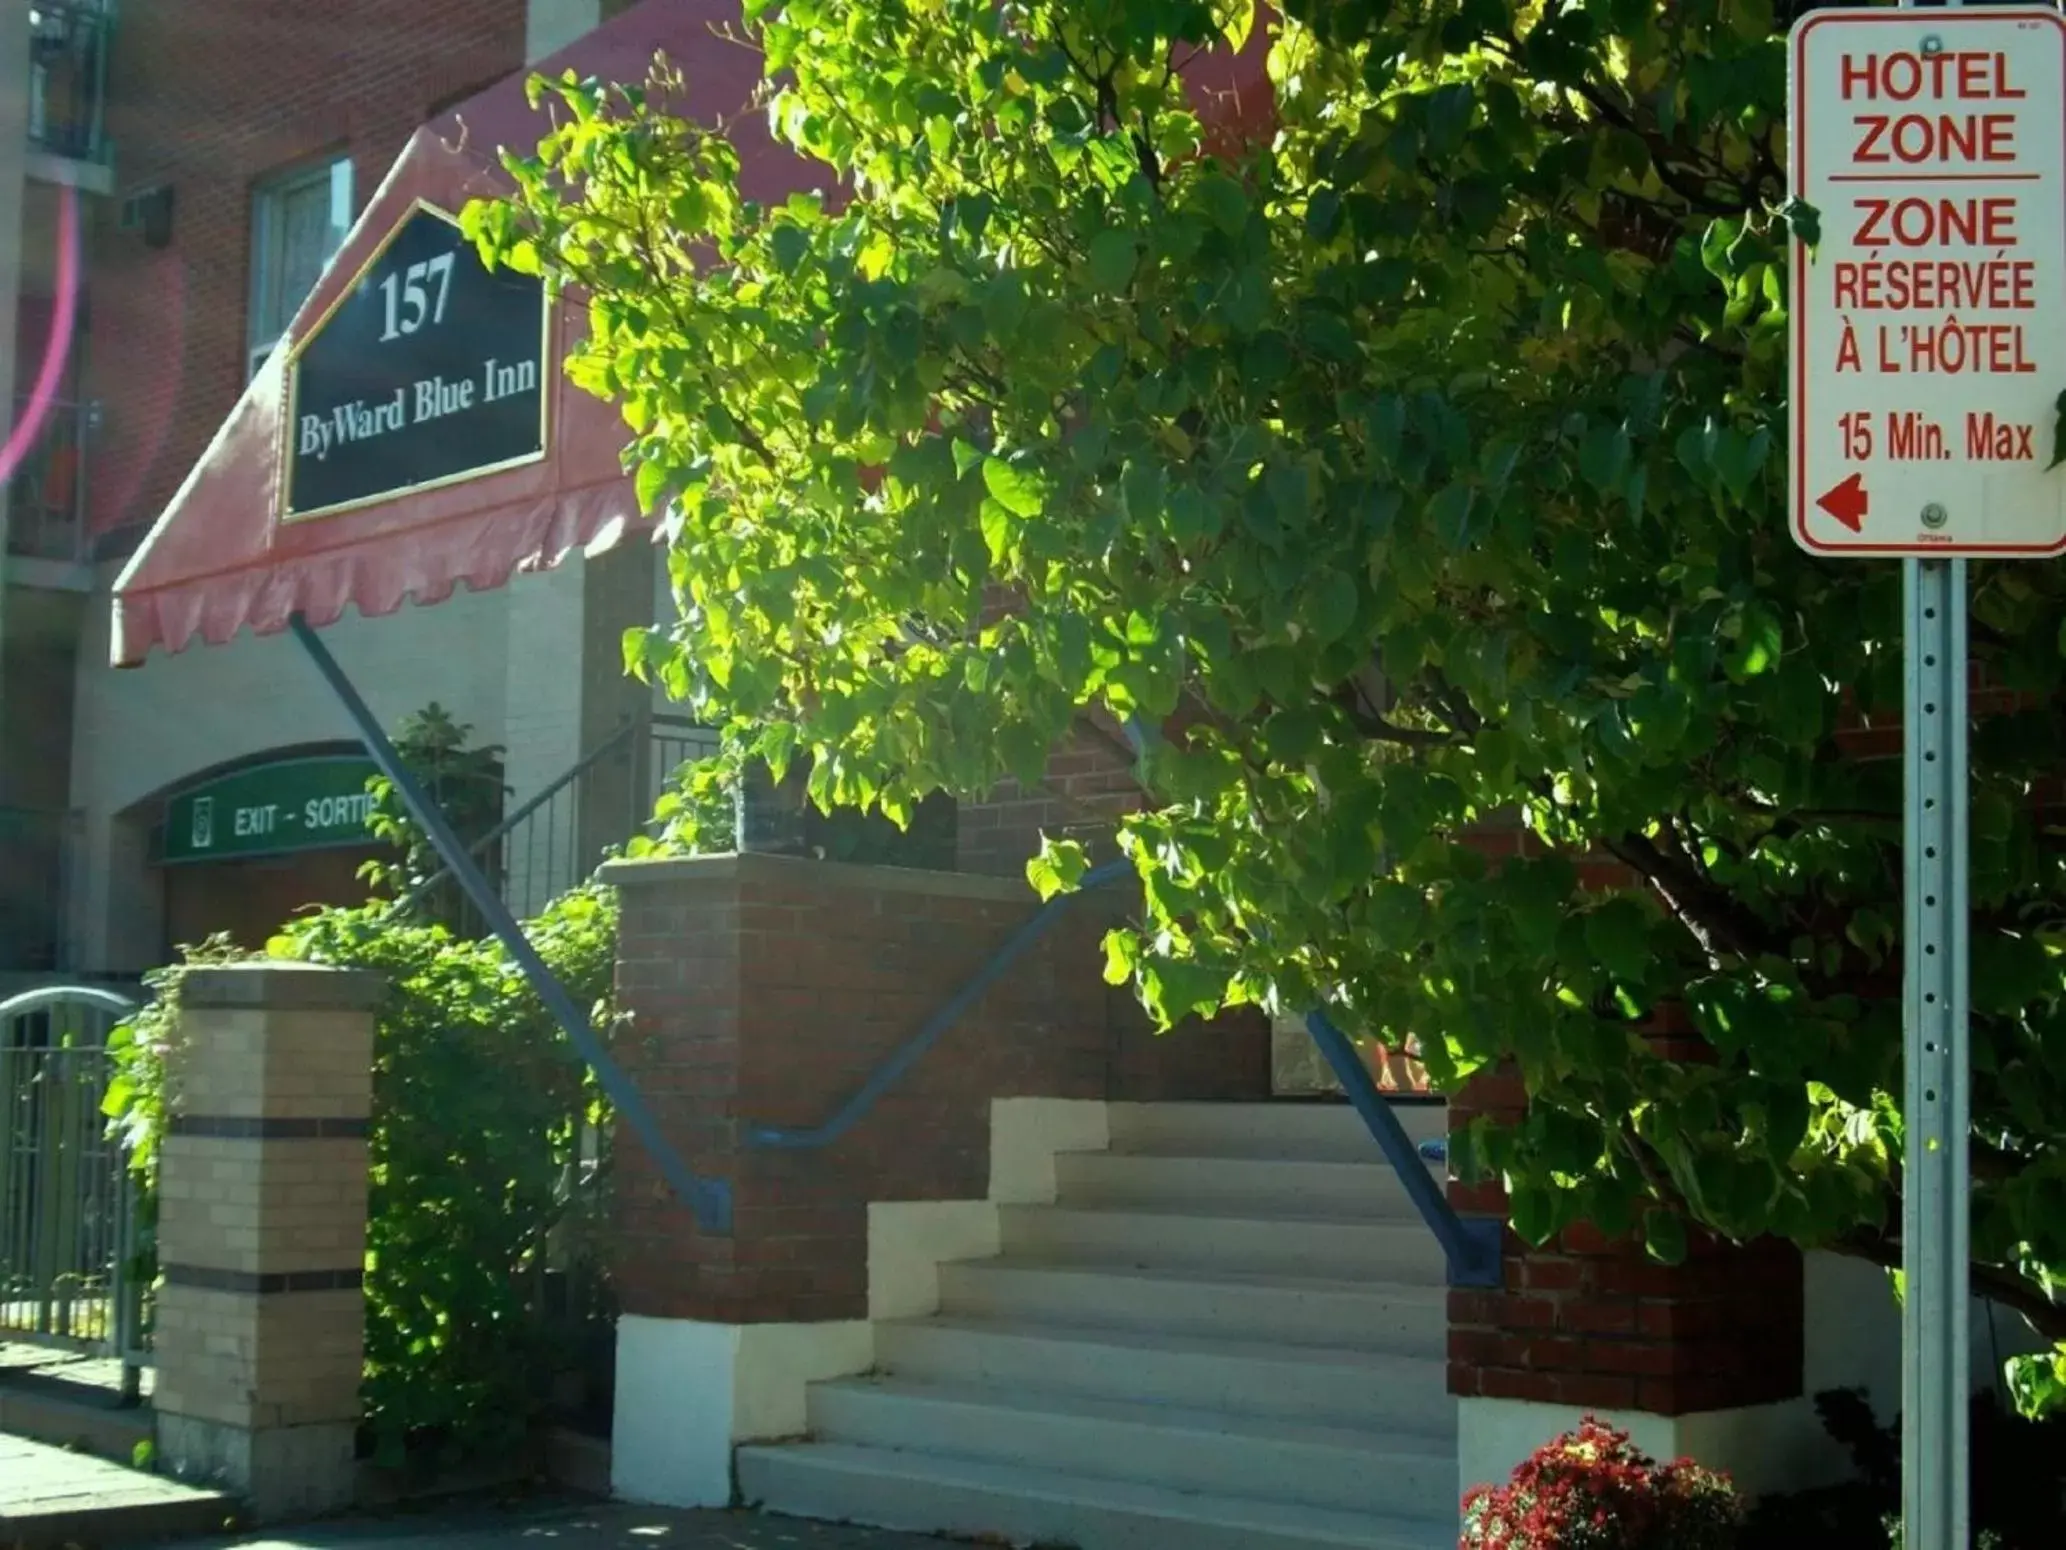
[164, 756, 383, 864]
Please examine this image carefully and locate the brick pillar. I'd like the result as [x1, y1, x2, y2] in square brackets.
[601, 851, 1269, 1505]
[152, 964, 380, 1521]
[1446, 1053, 1825, 1505]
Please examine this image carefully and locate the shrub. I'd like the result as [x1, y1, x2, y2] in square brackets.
[106, 884, 619, 1467]
[1744, 1388, 2066, 1550]
[1460, 1416, 1741, 1550]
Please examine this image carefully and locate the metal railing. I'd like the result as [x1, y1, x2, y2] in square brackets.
[25, 1, 113, 165]
[397, 714, 716, 927]
[0, 985, 147, 1395]
[3, 395, 88, 563]
[742, 861, 1503, 1287]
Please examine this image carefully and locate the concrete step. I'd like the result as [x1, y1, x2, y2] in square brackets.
[997, 1203, 1450, 1285]
[937, 1258, 1448, 1358]
[875, 1315, 1454, 1434]
[1055, 1150, 1442, 1220]
[1106, 1100, 1448, 1160]
[808, 1376, 1455, 1519]
[737, 1440, 1455, 1550]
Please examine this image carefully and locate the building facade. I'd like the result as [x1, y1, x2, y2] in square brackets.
[0, 0, 667, 983]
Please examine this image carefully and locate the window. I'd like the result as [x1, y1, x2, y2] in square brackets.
[246, 156, 354, 378]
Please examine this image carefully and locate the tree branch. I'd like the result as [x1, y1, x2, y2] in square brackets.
[1605, 829, 1785, 962]
[1835, 1226, 2066, 1345]
[1332, 685, 1462, 749]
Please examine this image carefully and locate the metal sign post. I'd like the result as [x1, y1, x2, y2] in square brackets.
[1902, 551, 1969, 1549]
[1790, 5, 2066, 1544]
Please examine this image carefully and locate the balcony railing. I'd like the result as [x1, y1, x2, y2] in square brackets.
[4, 395, 88, 564]
[26, 1, 112, 165]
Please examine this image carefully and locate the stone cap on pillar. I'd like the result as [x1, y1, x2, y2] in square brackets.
[599, 849, 1038, 902]
[178, 963, 386, 1012]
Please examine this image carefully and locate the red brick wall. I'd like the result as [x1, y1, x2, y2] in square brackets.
[81, 0, 525, 544]
[607, 853, 1270, 1323]
[1445, 1058, 1803, 1416]
[959, 723, 1146, 878]
[1448, 819, 1806, 1415]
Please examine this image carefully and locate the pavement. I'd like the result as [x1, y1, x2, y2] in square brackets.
[1, 1431, 233, 1546]
[176, 1502, 958, 1550]
[3, 1455, 957, 1550]
[1, 1350, 954, 1550]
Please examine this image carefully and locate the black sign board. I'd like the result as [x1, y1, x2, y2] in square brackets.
[284, 203, 548, 520]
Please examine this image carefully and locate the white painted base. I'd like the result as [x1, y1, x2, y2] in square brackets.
[611, 1315, 873, 1508]
[612, 1099, 1115, 1508]
[1457, 1395, 1849, 1516]
[991, 1097, 1110, 1204]
[870, 1201, 999, 1322]
[1802, 1248, 2045, 1421]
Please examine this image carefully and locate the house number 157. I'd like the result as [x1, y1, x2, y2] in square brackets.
[378, 251, 456, 342]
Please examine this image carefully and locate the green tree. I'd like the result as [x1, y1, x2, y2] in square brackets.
[468, 0, 2066, 1407]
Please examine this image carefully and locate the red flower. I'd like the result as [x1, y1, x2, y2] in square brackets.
[1458, 1416, 1741, 1550]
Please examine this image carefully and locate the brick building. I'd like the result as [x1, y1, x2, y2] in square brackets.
[1, 0, 670, 983]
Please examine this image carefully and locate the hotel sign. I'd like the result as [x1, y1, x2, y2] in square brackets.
[283, 203, 548, 520]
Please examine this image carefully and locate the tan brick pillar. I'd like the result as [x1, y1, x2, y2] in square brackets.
[152, 964, 380, 1521]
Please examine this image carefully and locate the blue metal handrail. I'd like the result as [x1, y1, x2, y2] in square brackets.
[1304, 1010, 1502, 1286]
[745, 858, 1134, 1150]
[290, 614, 734, 1236]
[739, 856, 1503, 1287]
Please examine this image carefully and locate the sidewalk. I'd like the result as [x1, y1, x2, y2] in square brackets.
[0, 1431, 231, 1547]
[180, 1502, 951, 1550]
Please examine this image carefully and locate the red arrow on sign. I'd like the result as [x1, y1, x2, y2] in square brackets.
[1817, 472, 1868, 533]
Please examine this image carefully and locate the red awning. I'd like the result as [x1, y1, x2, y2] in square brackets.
[111, 3, 1270, 669]
[110, 0, 810, 666]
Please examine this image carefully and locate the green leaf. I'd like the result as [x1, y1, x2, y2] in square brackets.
[1222, 0, 1258, 51]
[769, 222, 810, 274]
[1305, 187, 1343, 242]
[979, 498, 1014, 566]
[1308, 571, 1359, 647]
[1141, 957, 1226, 1026]
[1700, 217, 1743, 280]
[1026, 836, 1091, 900]
[1196, 172, 1249, 236]
[1447, 1122, 1483, 1185]
[1429, 483, 1477, 549]
[1088, 229, 1139, 293]
[634, 458, 669, 514]
[1509, 1183, 1556, 1246]
[1723, 602, 1784, 682]
[1642, 1208, 1688, 1265]
[1779, 196, 1822, 253]
[1765, 1081, 1811, 1163]
[1578, 422, 1630, 496]
[982, 458, 1046, 518]
[1584, 899, 1653, 986]
[1102, 927, 1140, 986]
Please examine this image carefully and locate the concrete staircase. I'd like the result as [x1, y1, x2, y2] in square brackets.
[739, 1100, 1457, 1550]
